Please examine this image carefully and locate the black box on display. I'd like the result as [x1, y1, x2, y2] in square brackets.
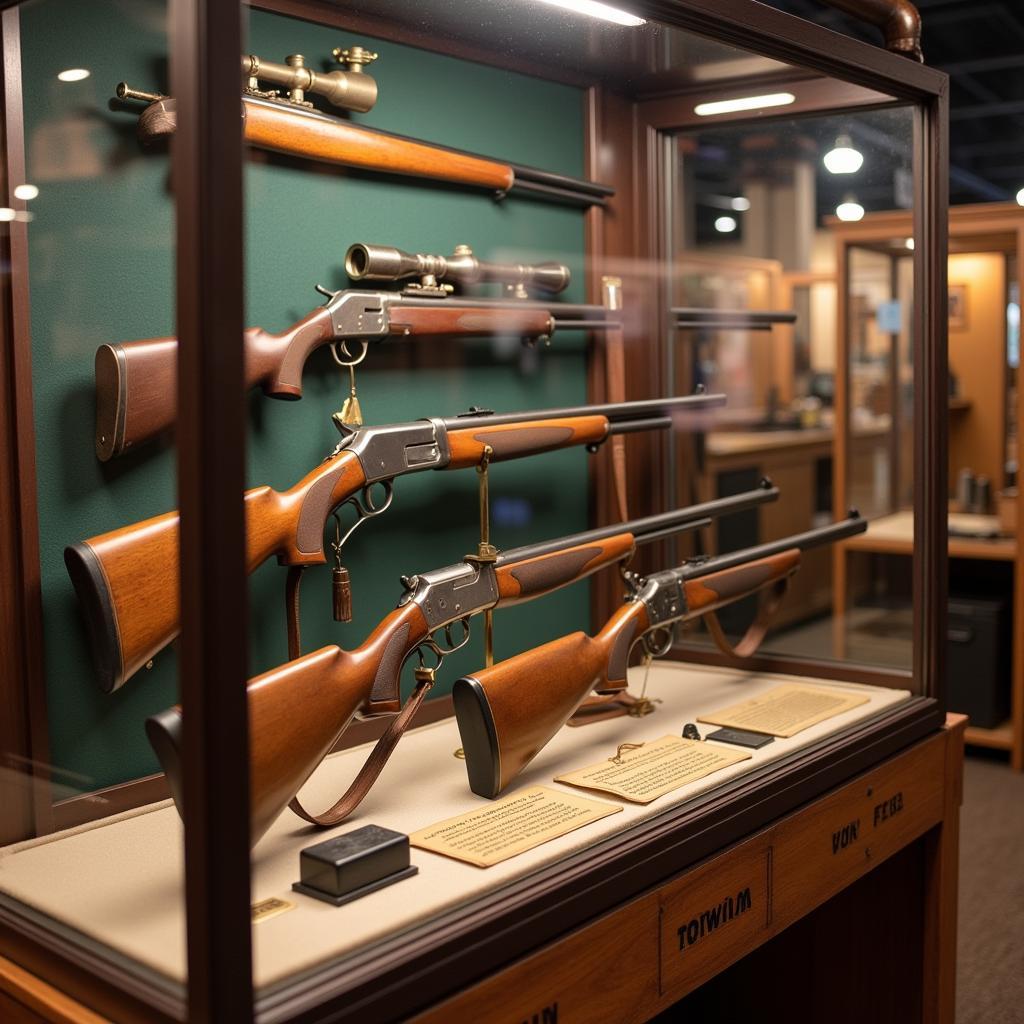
[948, 597, 1010, 729]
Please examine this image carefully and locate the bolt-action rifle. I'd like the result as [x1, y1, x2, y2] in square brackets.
[453, 514, 867, 799]
[145, 486, 780, 846]
[95, 277, 610, 461]
[67, 394, 727, 694]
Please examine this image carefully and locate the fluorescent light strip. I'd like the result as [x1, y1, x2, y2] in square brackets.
[694, 92, 796, 117]
[532, 0, 645, 27]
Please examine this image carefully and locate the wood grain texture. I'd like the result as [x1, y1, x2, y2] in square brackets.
[683, 550, 801, 616]
[411, 893, 659, 1024]
[246, 601, 428, 843]
[70, 449, 365, 689]
[0, 954, 108, 1024]
[388, 305, 552, 341]
[464, 600, 649, 795]
[446, 416, 609, 469]
[495, 535, 634, 606]
[242, 97, 515, 190]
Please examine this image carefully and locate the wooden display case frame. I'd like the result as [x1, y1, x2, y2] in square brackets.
[0, 1, 950, 1020]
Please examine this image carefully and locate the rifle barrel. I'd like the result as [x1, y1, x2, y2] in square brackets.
[676, 514, 866, 582]
[496, 482, 778, 565]
[444, 393, 726, 431]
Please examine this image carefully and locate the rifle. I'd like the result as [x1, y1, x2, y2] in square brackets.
[95, 282, 609, 461]
[116, 89, 614, 207]
[145, 487, 780, 846]
[452, 514, 867, 799]
[67, 394, 728, 693]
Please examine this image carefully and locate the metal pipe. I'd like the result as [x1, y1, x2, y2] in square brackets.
[815, 0, 923, 61]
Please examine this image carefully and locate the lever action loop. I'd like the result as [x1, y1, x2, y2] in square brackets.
[332, 481, 395, 553]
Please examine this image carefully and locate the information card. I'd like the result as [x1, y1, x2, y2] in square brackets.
[697, 684, 869, 737]
[409, 786, 621, 868]
[555, 735, 750, 803]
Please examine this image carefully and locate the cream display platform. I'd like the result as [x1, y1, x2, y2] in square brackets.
[0, 663, 909, 989]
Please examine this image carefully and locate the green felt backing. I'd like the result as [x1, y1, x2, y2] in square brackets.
[20, 1, 592, 791]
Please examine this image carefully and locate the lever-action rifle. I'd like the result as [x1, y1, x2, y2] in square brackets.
[145, 486, 779, 846]
[67, 394, 727, 693]
[453, 514, 867, 799]
[95, 281, 609, 461]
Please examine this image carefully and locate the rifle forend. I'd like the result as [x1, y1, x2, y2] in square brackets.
[68, 394, 728, 692]
[146, 498, 749, 846]
[454, 513, 867, 798]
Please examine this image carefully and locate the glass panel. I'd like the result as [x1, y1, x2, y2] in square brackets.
[667, 107, 916, 671]
[0, 0, 927, 1009]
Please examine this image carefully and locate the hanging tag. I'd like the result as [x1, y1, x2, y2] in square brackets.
[330, 513, 353, 623]
[336, 363, 363, 428]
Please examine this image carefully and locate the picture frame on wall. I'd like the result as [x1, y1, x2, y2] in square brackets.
[949, 283, 968, 329]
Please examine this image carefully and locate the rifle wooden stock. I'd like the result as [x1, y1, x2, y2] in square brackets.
[454, 548, 803, 798]
[147, 601, 429, 845]
[148, 528, 639, 844]
[96, 304, 553, 460]
[138, 96, 516, 191]
[454, 601, 649, 798]
[65, 449, 366, 692]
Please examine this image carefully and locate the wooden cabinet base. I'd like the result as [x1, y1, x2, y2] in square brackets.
[415, 715, 964, 1024]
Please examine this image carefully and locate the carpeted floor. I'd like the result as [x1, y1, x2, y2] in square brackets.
[956, 754, 1024, 1023]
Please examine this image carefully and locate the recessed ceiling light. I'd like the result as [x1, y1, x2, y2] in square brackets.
[57, 68, 90, 82]
[694, 92, 796, 117]
[823, 135, 864, 175]
[13, 184, 38, 201]
[715, 216, 738, 234]
[905, 238, 915, 250]
[532, 0, 645, 26]
[731, 197, 751, 212]
[836, 196, 865, 222]
[1017, 187, 1024, 207]
[0, 208, 15, 222]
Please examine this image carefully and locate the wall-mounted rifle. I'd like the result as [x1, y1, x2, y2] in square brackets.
[68, 394, 727, 693]
[145, 486, 779, 846]
[94, 255, 606, 460]
[453, 514, 867, 798]
[114, 48, 613, 208]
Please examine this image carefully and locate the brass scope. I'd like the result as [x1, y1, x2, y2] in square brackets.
[241, 46, 378, 113]
[345, 243, 571, 298]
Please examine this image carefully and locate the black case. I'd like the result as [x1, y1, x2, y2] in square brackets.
[948, 597, 1010, 729]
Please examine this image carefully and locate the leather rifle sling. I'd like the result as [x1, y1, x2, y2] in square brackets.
[282, 565, 432, 827]
[702, 578, 789, 658]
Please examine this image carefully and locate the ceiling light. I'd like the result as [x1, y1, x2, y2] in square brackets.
[905, 238, 915, 250]
[823, 135, 863, 175]
[57, 68, 90, 82]
[13, 184, 38, 201]
[532, 0, 645, 26]
[694, 92, 795, 117]
[1017, 187, 1024, 207]
[731, 197, 751, 211]
[0, 208, 14, 221]
[836, 195, 865, 222]
[715, 216, 738, 234]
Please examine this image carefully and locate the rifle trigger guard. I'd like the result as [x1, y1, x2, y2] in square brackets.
[418, 615, 472, 666]
[331, 338, 369, 368]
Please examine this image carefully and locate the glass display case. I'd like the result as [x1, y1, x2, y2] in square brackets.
[0, 1, 948, 1019]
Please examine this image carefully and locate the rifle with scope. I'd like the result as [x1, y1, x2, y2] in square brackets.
[145, 484, 780, 846]
[95, 254, 607, 460]
[67, 393, 726, 694]
[453, 514, 867, 799]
